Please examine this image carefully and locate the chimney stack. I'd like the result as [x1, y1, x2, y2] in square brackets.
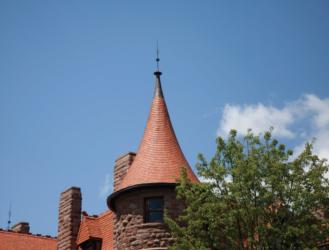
[113, 152, 136, 191]
[57, 187, 82, 250]
[11, 222, 30, 234]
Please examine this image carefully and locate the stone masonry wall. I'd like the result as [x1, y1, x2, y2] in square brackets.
[114, 187, 184, 250]
[57, 187, 82, 250]
[11, 222, 30, 234]
[113, 152, 136, 192]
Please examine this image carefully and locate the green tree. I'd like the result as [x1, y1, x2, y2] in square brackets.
[165, 129, 329, 250]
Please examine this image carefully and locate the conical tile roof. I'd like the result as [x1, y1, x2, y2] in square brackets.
[117, 71, 198, 191]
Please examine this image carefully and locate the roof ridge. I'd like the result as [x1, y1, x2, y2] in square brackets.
[0, 229, 57, 240]
[97, 209, 112, 218]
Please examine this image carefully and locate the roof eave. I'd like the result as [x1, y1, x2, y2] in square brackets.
[107, 182, 177, 212]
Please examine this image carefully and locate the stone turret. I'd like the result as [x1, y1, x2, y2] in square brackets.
[108, 67, 198, 249]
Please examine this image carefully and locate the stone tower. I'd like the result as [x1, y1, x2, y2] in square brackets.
[57, 186, 82, 250]
[107, 68, 198, 249]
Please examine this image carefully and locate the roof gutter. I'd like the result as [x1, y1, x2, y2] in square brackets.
[107, 182, 177, 212]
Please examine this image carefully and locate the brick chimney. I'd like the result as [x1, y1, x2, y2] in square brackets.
[11, 222, 30, 234]
[57, 187, 82, 250]
[113, 152, 136, 191]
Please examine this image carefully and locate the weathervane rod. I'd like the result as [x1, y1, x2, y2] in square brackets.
[156, 41, 160, 71]
[7, 203, 11, 230]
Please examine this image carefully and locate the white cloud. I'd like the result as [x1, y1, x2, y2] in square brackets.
[313, 130, 329, 161]
[99, 174, 112, 198]
[293, 94, 329, 162]
[217, 94, 329, 161]
[303, 94, 329, 129]
[218, 103, 295, 138]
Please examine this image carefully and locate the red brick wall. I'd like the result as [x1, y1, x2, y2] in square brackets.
[57, 187, 82, 250]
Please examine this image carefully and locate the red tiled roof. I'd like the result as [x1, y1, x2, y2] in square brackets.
[77, 216, 102, 244]
[117, 72, 198, 191]
[77, 210, 114, 250]
[0, 230, 57, 250]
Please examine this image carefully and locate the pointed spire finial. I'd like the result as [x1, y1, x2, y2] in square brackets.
[154, 42, 163, 98]
[156, 41, 160, 71]
[154, 41, 162, 77]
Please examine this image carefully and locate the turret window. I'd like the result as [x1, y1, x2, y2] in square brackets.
[144, 197, 164, 223]
[80, 239, 102, 250]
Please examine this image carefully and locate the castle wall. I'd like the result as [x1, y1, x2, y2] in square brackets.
[113, 187, 184, 250]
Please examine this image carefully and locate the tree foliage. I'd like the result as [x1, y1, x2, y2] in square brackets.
[165, 129, 329, 250]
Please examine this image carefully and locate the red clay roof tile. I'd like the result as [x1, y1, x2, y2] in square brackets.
[0, 230, 57, 250]
[77, 210, 114, 250]
[117, 72, 198, 191]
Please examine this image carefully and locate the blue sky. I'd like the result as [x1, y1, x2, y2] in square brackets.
[0, 1, 328, 236]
